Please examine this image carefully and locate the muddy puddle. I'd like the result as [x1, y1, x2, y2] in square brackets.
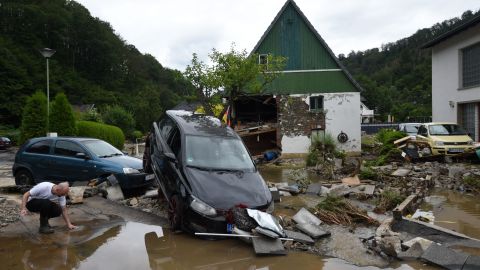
[259, 166, 324, 183]
[0, 219, 437, 270]
[423, 189, 480, 240]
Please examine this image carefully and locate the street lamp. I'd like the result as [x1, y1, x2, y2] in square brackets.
[39, 48, 56, 134]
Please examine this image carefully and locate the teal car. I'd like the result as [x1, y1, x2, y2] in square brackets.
[12, 137, 153, 191]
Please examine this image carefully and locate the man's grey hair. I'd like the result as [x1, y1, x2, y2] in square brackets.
[57, 182, 70, 190]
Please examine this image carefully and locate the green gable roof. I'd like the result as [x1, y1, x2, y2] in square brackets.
[252, 0, 362, 94]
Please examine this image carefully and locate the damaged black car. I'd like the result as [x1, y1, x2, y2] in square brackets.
[143, 110, 273, 233]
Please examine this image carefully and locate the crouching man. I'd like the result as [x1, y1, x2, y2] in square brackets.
[20, 182, 77, 234]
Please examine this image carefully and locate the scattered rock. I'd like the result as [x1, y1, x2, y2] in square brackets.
[391, 168, 411, 177]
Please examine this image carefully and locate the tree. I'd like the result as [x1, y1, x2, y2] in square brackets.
[102, 105, 135, 137]
[185, 45, 286, 126]
[49, 92, 77, 136]
[20, 91, 47, 142]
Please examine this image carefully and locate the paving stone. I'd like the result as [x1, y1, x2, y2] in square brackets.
[421, 243, 468, 270]
[284, 229, 314, 245]
[292, 208, 322, 226]
[252, 236, 286, 255]
[295, 223, 330, 239]
[463, 255, 480, 270]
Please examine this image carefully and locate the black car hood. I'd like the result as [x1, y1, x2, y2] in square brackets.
[184, 167, 272, 210]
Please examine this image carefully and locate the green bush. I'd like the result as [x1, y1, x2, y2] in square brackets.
[20, 91, 47, 143]
[49, 93, 77, 136]
[102, 105, 135, 137]
[77, 121, 125, 149]
[373, 129, 407, 165]
[131, 130, 143, 140]
[306, 133, 337, 167]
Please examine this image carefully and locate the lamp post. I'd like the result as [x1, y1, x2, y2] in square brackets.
[39, 48, 56, 134]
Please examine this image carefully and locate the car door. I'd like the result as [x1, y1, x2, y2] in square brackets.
[151, 117, 181, 197]
[22, 139, 54, 182]
[51, 140, 96, 183]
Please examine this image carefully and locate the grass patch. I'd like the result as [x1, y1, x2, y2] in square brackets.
[374, 189, 406, 214]
[463, 175, 480, 191]
[314, 195, 379, 226]
[359, 167, 378, 180]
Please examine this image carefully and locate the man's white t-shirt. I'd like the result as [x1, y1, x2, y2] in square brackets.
[28, 182, 66, 207]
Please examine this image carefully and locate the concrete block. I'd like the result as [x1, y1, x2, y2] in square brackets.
[252, 236, 286, 255]
[421, 244, 468, 270]
[284, 229, 314, 245]
[292, 208, 322, 226]
[306, 183, 323, 196]
[463, 255, 480, 270]
[295, 223, 330, 239]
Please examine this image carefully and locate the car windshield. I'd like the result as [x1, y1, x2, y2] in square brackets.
[185, 135, 255, 171]
[428, 124, 467, 136]
[83, 140, 123, 157]
[405, 125, 419, 134]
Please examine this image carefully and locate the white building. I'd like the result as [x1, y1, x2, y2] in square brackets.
[423, 15, 480, 141]
[361, 102, 375, 123]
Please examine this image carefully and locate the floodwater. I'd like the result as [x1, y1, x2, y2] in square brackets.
[423, 189, 480, 240]
[5, 167, 478, 269]
[258, 166, 324, 184]
[0, 220, 437, 270]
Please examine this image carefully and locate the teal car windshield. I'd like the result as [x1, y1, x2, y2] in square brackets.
[185, 135, 255, 170]
[83, 140, 123, 157]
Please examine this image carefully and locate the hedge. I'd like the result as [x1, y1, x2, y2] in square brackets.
[76, 121, 125, 150]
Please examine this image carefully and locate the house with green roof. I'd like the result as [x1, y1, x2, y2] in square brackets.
[235, 0, 362, 154]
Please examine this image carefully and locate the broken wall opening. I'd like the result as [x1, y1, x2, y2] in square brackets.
[234, 95, 279, 156]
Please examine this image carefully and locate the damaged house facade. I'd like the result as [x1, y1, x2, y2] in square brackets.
[235, 0, 362, 155]
[423, 14, 480, 141]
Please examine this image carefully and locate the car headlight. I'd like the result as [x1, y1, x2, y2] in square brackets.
[190, 195, 217, 216]
[123, 167, 140, 174]
[266, 201, 274, 213]
[434, 141, 444, 146]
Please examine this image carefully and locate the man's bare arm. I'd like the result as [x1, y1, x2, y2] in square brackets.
[61, 207, 76, 229]
[20, 191, 30, 216]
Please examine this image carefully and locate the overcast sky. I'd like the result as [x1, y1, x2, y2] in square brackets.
[76, 0, 479, 71]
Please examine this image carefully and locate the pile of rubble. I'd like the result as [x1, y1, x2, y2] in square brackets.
[0, 197, 19, 228]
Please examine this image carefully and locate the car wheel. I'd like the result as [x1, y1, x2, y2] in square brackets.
[15, 169, 34, 186]
[168, 194, 183, 231]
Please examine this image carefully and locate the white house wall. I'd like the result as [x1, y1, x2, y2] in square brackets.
[432, 25, 480, 124]
[280, 92, 361, 154]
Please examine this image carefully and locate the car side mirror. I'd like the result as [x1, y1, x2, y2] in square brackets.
[76, 153, 90, 160]
[165, 152, 177, 162]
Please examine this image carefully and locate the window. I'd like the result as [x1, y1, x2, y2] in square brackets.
[460, 103, 476, 139]
[462, 43, 480, 88]
[83, 140, 122, 158]
[259, 54, 268, 66]
[159, 117, 174, 140]
[26, 140, 52, 154]
[167, 128, 181, 158]
[418, 125, 428, 136]
[309, 96, 323, 111]
[185, 135, 254, 170]
[54, 140, 86, 158]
